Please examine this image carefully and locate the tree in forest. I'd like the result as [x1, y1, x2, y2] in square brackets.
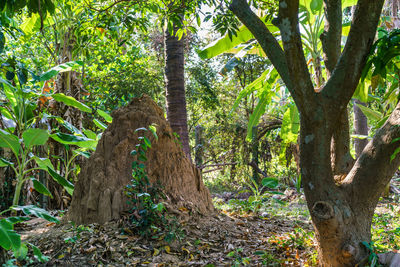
[164, 17, 192, 160]
[227, 0, 399, 265]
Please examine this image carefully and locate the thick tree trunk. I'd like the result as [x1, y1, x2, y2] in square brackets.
[164, 26, 192, 161]
[300, 101, 400, 266]
[229, 0, 388, 265]
[300, 109, 372, 266]
[353, 99, 369, 157]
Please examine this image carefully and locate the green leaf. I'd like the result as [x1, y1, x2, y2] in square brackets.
[30, 243, 49, 263]
[83, 129, 97, 140]
[261, 177, 279, 189]
[61, 120, 83, 135]
[0, 129, 20, 157]
[391, 147, 400, 162]
[22, 128, 49, 150]
[310, 0, 323, 14]
[47, 168, 74, 196]
[0, 157, 13, 167]
[227, 251, 235, 257]
[31, 178, 53, 198]
[96, 109, 112, 123]
[0, 107, 13, 120]
[375, 115, 389, 129]
[356, 104, 382, 121]
[280, 105, 300, 144]
[52, 93, 92, 113]
[343, 0, 357, 8]
[39, 61, 84, 82]
[93, 118, 107, 130]
[198, 20, 279, 59]
[20, 13, 39, 35]
[74, 150, 91, 159]
[14, 242, 28, 260]
[50, 132, 97, 150]
[231, 67, 278, 115]
[246, 91, 272, 140]
[143, 136, 152, 148]
[32, 156, 54, 170]
[149, 125, 158, 141]
[0, 77, 17, 106]
[354, 80, 370, 103]
[2, 217, 30, 225]
[351, 134, 369, 140]
[12, 205, 59, 224]
[138, 154, 147, 162]
[198, 26, 253, 59]
[0, 219, 21, 251]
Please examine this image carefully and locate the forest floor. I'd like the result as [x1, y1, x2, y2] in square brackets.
[9, 187, 400, 266]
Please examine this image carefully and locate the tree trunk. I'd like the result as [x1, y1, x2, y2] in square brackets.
[331, 108, 354, 180]
[228, 0, 389, 265]
[353, 99, 369, 157]
[300, 108, 372, 266]
[194, 125, 203, 167]
[164, 26, 191, 161]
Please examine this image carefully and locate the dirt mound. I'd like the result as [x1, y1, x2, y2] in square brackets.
[68, 95, 213, 224]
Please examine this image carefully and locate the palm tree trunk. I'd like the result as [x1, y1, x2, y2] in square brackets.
[164, 25, 192, 160]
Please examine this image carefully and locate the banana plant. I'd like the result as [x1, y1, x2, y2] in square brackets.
[198, 0, 357, 141]
[0, 205, 58, 263]
[0, 61, 89, 205]
[0, 128, 56, 206]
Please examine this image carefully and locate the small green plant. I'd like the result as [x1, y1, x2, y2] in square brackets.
[64, 222, 92, 244]
[229, 176, 284, 213]
[361, 241, 383, 267]
[125, 125, 164, 237]
[163, 217, 185, 243]
[227, 248, 251, 266]
[254, 250, 281, 266]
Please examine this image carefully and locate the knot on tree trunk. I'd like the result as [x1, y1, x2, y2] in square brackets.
[342, 244, 357, 258]
[312, 201, 334, 220]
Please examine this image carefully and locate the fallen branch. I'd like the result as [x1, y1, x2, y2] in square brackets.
[202, 167, 224, 174]
[248, 160, 268, 177]
[198, 162, 238, 170]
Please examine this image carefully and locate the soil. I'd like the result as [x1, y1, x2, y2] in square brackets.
[19, 202, 314, 266]
[8, 189, 400, 266]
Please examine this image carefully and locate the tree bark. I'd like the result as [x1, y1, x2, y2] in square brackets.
[229, 0, 387, 265]
[164, 26, 192, 161]
[353, 99, 369, 157]
[331, 109, 354, 179]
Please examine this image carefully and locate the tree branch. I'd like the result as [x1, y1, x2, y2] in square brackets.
[320, 0, 342, 76]
[343, 100, 400, 209]
[322, 0, 384, 106]
[275, 0, 315, 110]
[229, 0, 301, 103]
